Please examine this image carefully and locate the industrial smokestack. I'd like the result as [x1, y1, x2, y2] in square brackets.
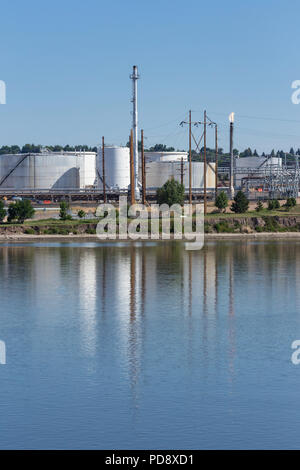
[130, 65, 140, 200]
[229, 112, 235, 199]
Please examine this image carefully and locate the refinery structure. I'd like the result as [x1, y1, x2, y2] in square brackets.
[0, 65, 299, 204]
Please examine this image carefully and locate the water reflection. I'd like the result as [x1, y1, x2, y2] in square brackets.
[1, 241, 300, 407]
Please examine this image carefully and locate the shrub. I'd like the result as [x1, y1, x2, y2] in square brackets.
[0, 200, 6, 222]
[204, 222, 212, 233]
[48, 227, 59, 234]
[285, 197, 297, 209]
[262, 216, 282, 232]
[86, 227, 96, 234]
[274, 199, 280, 209]
[7, 199, 35, 223]
[255, 201, 264, 212]
[57, 227, 70, 235]
[268, 199, 280, 210]
[231, 191, 249, 214]
[214, 221, 232, 233]
[24, 228, 35, 235]
[156, 179, 185, 206]
[77, 209, 86, 219]
[59, 201, 72, 220]
[215, 191, 228, 212]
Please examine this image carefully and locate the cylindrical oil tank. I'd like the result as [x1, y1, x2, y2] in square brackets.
[141, 151, 188, 163]
[0, 152, 96, 189]
[145, 162, 216, 190]
[97, 146, 130, 190]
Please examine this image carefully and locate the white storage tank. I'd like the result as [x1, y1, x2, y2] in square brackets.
[97, 146, 130, 190]
[0, 152, 96, 189]
[145, 162, 216, 190]
[142, 151, 188, 163]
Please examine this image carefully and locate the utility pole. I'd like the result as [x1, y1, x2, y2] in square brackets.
[180, 157, 184, 186]
[130, 129, 135, 206]
[102, 136, 106, 203]
[203, 110, 207, 215]
[229, 112, 235, 200]
[141, 129, 146, 205]
[215, 124, 218, 201]
[180, 111, 204, 206]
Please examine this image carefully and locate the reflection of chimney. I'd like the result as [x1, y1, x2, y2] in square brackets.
[128, 247, 139, 404]
[141, 251, 146, 318]
[228, 250, 236, 381]
[102, 249, 107, 316]
[188, 252, 192, 316]
[203, 249, 207, 316]
[130, 246, 136, 322]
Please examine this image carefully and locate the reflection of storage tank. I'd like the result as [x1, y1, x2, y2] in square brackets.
[0, 152, 96, 189]
[97, 146, 130, 190]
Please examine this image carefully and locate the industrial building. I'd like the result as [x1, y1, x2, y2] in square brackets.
[96, 147, 216, 192]
[235, 156, 282, 189]
[0, 152, 96, 190]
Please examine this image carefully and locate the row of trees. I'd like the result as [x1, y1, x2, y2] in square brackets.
[215, 191, 249, 214]
[1, 142, 300, 160]
[216, 191, 297, 214]
[154, 179, 299, 215]
[0, 144, 97, 155]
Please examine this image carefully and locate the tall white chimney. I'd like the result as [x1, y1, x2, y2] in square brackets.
[130, 65, 140, 199]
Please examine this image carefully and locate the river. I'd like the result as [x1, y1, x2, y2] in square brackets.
[0, 241, 299, 449]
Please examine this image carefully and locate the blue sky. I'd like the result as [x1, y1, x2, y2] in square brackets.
[1, 0, 300, 154]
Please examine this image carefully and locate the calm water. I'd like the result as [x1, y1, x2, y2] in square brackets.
[0, 240, 300, 449]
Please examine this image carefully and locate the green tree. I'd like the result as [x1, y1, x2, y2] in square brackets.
[77, 209, 86, 219]
[21, 143, 41, 154]
[7, 200, 35, 223]
[285, 197, 297, 209]
[59, 201, 71, 220]
[215, 191, 228, 212]
[156, 179, 185, 206]
[255, 201, 264, 212]
[0, 200, 6, 222]
[274, 199, 280, 209]
[231, 191, 249, 213]
[268, 199, 280, 210]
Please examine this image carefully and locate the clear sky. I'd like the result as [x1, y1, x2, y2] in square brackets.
[1, 0, 300, 154]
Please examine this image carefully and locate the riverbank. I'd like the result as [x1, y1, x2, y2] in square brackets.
[2, 232, 300, 242]
[1, 213, 300, 238]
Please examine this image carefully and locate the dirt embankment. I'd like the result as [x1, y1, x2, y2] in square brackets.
[205, 216, 300, 233]
[1, 215, 300, 237]
[0, 223, 97, 235]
